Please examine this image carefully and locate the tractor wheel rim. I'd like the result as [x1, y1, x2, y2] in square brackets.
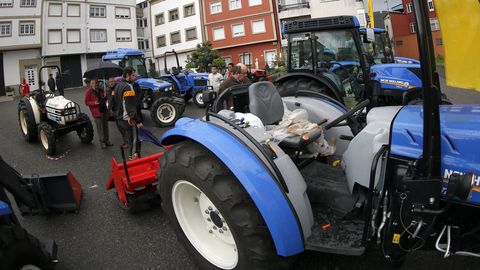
[21, 265, 41, 270]
[157, 103, 176, 123]
[172, 180, 238, 269]
[40, 129, 49, 150]
[19, 110, 28, 135]
[195, 92, 204, 105]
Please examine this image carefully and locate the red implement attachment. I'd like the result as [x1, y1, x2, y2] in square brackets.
[106, 152, 164, 208]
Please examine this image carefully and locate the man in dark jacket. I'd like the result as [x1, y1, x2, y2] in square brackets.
[111, 67, 143, 159]
[47, 74, 56, 93]
[218, 65, 251, 109]
[55, 74, 65, 96]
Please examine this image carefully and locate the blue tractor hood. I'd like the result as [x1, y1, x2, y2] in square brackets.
[137, 77, 171, 91]
[371, 63, 422, 91]
[391, 105, 480, 206]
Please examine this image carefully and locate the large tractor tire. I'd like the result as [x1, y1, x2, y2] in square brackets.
[38, 122, 56, 155]
[275, 77, 337, 100]
[0, 225, 54, 270]
[193, 90, 205, 108]
[158, 140, 292, 270]
[18, 101, 38, 142]
[76, 113, 94, 144]
[150, 97, 181, 127]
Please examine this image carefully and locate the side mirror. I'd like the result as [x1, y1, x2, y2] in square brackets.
[202, 87, 217, 105]
[366, 28, 375, 42]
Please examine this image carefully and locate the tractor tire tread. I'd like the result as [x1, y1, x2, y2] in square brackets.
[275, 77, 336, 101]
[18, 101, 38, 142]
[77, 113, 94, 144]
[38, 121, 56, 155]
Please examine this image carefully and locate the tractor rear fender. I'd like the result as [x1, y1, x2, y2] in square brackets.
[22, 97, 41, 124]
[161, 118, 308, 257]
[274, 72, 344, 102]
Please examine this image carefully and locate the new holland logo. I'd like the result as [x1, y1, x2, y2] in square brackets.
[444, 169, 480, 187]
[380, 78, 411, 89]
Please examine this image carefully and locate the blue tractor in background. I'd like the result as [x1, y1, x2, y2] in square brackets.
[103, 49, 185, 127]
[274, 16, 436, 109]
[158, 50, 209, 108]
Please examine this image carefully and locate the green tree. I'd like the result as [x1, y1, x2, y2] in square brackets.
[185, 42, 225, 72]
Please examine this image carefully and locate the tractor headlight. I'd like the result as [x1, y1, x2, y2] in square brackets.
[163, 86, 173, 91]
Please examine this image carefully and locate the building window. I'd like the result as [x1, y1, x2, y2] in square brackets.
[116, 29, 132, 42]
[20, 0, 36, 7]
[90, 5, 106, 18]
[67, 29, 80, 43]
[48, 29, 62, 44]
[170, 31, 181, 44]
[436, 38, 443, 46]
[265, 50, 276, 67]
[19, 21, 35, 35]
[232, 23, 245, 37]
[0, 22, 11, 36]
[0, 0, 13, 8]
[184, 3, 195, 17]
[210, 2, 222, 14]
[138, 38, 149, 49]
[428, 0, 434, 11]
[409, 22, 416, 33]
[115, 7, 131, 19]
[156, 35, 166, 47]
[169, 8, 179, 22]
[155, 13, 164, 25]
[248, 0, 262, 6]
[239, 53, 252, 66]
[185, 27, 197, 41]
[395, 40, 403, 46]
[137, 18, 148, 28]
[430, 17, 440, 31]
[224, 56, 232, 64]
[229, 0, 241, 10]
[251, 20, 265, 34]
[90, 29, 107, 42]
[137, 1, 147, 9]
[406, 2, 412, 13]
[67, 4, 80, 17]
[213, 27, 225, 40]
[48, 3, 62, 16]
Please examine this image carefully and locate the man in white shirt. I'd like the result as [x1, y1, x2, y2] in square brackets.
[208, 65, 224, 92]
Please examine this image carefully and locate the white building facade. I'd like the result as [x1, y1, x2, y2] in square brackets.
[42, 0, 137, 88]
[150, 0, 203, 72]
[136, 0, 154, 73]
[0, 0, 43, 94]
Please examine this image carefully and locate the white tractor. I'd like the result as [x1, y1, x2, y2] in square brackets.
[17, 65, 94, 155]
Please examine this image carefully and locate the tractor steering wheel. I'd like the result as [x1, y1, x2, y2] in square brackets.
[324, 99, 370, 135]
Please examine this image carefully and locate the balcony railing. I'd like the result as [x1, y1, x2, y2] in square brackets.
[278, 0, 309, 11]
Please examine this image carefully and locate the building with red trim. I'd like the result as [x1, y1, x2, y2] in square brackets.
[384, 0, 444, 60]
[200, 0, 281, 69]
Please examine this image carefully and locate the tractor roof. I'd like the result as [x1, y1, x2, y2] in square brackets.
[283, 16, 359, 34]
[359, 28, 385, 33]
[102, 48, 144, 60]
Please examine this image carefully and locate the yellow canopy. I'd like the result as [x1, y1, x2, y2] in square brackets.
[435, 0, 480, 91]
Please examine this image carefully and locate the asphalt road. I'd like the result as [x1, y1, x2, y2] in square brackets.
[1, 80, 479, 270]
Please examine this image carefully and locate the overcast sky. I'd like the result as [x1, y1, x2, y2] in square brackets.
[136, 0, 403, 12]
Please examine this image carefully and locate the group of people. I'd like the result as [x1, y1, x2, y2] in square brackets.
[208, 63, 251, 108]
[47, 74, 65, 96]
[84, 67, 143, 160]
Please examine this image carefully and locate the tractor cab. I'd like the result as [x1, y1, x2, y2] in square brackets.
[360, 28, 395, 65]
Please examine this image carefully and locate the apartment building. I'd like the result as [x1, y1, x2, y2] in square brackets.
[202, 0, 281, 68]
[136, 0, 153, 71]
[0, 0, 42, 95]
[384, 0, 443, 59]
[42, 0, 137, 88]
[150, 0, 203, 72]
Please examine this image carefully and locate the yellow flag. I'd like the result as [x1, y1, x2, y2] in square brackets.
[435, 0, 480, 91]
[368, 0, 374, 28]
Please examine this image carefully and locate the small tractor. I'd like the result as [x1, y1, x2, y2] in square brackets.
[159, 50, 209, 108]
[274, 16, 432, 108]
[0, 155, 82, 269]
[17, 65, 94, 155]
[102, 49, 185, 127]
[106, 0, 480, 269]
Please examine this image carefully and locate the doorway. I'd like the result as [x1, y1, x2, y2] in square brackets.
[60, 55, 82, 88]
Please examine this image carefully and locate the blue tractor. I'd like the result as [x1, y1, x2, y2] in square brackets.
[153, 1, 480, 269]
[103, 49, 186, 127]
[274, 16, 439, 108]
[158, 50, 209, 108]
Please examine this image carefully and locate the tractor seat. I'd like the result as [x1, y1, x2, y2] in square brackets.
[248, 82, 302, 150]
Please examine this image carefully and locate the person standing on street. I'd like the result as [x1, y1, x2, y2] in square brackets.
[84, 79, 112, 149]
[224, 63, 235, 80]
[208, 65, 223, 92]
[111, 67, 143, 159]
[47, 74, 56, 93]
[56, 74, 65, 96]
